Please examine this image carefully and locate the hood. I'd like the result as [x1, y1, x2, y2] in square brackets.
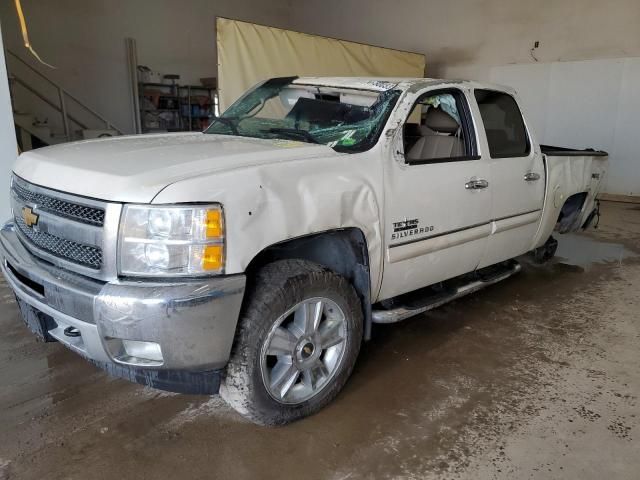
[14, 133, 336, 203]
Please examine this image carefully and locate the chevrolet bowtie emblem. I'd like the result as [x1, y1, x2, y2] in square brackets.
[22, 206, 39, 228]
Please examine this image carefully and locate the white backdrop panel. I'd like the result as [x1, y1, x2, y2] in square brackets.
[489, 57, 639, 197]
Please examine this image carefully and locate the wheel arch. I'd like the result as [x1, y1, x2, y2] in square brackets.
[245, 228, 373, 340]
[556, 191, 588, 233]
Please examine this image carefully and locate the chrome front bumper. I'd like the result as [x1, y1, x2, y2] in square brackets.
[0, 221, 245, 386]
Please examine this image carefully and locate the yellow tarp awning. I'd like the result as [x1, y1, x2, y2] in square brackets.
[216, 18, 426, 111]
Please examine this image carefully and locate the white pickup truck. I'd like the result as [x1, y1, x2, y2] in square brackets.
[1, 77, 607, 425]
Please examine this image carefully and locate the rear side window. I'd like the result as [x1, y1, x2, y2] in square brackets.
[474, 90, 530, 158]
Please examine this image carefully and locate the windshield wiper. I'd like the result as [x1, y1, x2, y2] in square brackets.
[265, 128, 321, 145]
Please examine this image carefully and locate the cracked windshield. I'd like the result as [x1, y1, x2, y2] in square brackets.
[205, 77, 400, 153]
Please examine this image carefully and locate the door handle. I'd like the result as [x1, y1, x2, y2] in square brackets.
[465, 178, 489, 190]
[524, 172, 541, 182]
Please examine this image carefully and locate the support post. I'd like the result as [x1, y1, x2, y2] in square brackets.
[0, 23, 19, 220]
[126, 38, 141, 134]
[58, 87, 70, 140]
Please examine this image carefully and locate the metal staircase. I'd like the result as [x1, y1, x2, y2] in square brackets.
[5, 49, 125, 151]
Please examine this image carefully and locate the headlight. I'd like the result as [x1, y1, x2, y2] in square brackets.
[118, 204, 224, 276]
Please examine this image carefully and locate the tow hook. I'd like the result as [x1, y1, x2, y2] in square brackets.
[64, 326, 81, 337]
[582, 200, 601, 230]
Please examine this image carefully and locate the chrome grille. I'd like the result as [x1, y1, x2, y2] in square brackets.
[14, 215, 103, 269]
[12, 180, 105, 226]
[9, 176, 119, 279]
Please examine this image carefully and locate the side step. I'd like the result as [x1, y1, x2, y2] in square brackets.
[372, 261, 522, 324]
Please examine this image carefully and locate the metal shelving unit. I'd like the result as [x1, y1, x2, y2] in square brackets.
[138, 82, 217, 133]
[178, 85, 216, 131]
[138, 82, 181, 133]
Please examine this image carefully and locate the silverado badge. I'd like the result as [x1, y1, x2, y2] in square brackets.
[22, 206, 39, 228]
[391, 217, 434, 240]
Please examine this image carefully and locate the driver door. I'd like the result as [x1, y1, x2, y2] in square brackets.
[378, 86, 493, 301]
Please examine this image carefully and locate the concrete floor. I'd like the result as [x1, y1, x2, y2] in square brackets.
[0, 201, 639, 480]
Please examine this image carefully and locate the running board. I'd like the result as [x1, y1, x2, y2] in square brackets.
[372, 262, 522, 324]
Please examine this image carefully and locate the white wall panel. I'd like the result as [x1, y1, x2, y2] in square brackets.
[543, 59, 624, 151]
[607, 59, 640, 196]
[490, 63, 551, 142]
[486, 58, 638, 197]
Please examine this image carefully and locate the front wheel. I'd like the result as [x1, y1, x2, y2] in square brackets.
[220, 260, 363, 425]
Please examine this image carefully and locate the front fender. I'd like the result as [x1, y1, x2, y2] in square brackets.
[152, 151, 385, 297]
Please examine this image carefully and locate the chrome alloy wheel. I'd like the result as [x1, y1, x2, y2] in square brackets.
[260, 297, 347, 404]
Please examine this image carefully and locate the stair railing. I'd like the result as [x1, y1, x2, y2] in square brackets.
[6, 49, 125, 140]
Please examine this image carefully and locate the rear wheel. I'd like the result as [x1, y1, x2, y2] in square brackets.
[532, 235, 559, 264]
[221, 260, 363, 425]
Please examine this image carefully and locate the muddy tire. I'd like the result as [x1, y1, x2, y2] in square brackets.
[532, 235, 559, 264]
[220, 259, 363, 426]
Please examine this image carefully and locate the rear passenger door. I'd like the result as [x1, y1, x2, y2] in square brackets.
[473, 89, 545, 268]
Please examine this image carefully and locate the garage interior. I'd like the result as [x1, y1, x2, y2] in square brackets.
[0, 1, 639, 479]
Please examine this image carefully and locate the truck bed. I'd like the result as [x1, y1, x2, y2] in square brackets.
[540, 145, 608, 157]
[530, 149, 609, 249]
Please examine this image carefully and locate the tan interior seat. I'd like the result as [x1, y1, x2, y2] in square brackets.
[407, 107, 463, 160]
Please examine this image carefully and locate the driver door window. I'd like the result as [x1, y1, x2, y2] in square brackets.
[403, 90, 477, 164]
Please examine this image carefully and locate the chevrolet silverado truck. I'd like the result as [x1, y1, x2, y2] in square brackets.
[1, 76, 608, 425]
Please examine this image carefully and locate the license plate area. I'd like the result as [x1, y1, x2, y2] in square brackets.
[15, 297, 58, 342]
